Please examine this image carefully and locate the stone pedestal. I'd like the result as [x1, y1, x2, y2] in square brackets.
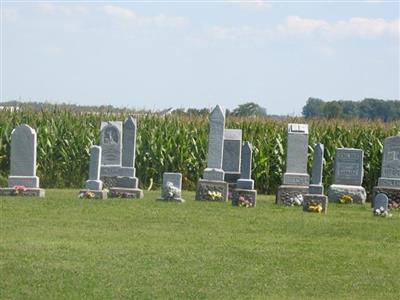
[79, 189, 108, 199]
[276, 185, 309, 205]
[372, 186, 400, 208]
[0, 187, 45, 197]
[303, 194, 328, 214]
[232, 188, 257, 207]
[109, 187, 144, 199]
[196, 179, 228, 202]
[8, 176, 40, 188]
[328, 184, 366, 204]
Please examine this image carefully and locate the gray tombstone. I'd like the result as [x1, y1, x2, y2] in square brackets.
[303, 144, 328, 213]
[121, 116, 136, 176]
[378, 136, 400, 188]
[309, 143, 324, 195]
[160, 172, 184, 202]
[333, 148, 364, 186]
[233, 142, 257, 207]
[8, 125, 38, 188]
[86, 146, 103, 191]
[197, 105, 229, 201]
[237, 142, 254, 190]
[222, 129, 242, 183]
[276, 124, 309, 205]
[283, 124, 310, 186]
[373, 136, 400, 208]
[373, 193, 389, 212]
[0, 124, 45, 197]
[203, 105, 225, 181]
[328, 148, 366, 203]
[100, 121, 123, 166]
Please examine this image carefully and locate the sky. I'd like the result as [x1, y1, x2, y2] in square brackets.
[1, 0, 399, 115]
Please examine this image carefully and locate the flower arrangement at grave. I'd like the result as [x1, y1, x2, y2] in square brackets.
[11, 185, 27, 196]
[388, 201, 399, 210]
[284, 194, 303, 206]
[305, 201, 323, 213]
[238, 195, 254, 208]
[373, 206, 393, 218]
[79, 191, 95, 199]
[339, 195, 353, 204]
[163, 182, 181, 200]
[207, 190, 223, 201]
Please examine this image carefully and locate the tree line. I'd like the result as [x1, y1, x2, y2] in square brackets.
[302, 98, 400, 121]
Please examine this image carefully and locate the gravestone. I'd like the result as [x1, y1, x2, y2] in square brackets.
[232, 142, 257, 207]
[222, 129, 242, 184]
[79, 145, 107, 199]
[0, 124, 45, 197]
[109, 117, 143, 198]
[276, 124, 309, 205]
[373, 136, 400, 209]
[100, 121, 123, 187]
[373, 193, 389, 214]
[328, 148, 366, 203]
[303, 144, 328, 214]
[159, 172, 184, 202]
[196, 105, 228, 201]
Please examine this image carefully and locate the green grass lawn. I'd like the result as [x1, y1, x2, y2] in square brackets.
[1, 190, 399, 299]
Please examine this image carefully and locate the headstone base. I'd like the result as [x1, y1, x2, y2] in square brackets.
[101, 176, 118, 188]
[276, 185, 309, 205]
[109, 188, 144, 199]
[232, 188, 257, 207]
[303, 194, 328, 214]
[196, 179, 228, 202]
[372, 186, 400, 209]
[0, 187, 45, 197]
[116, 176, 138, 189]
[328, 184, 366, 204]
[8, 176, 39, 188]
[79, 189, 108, 199]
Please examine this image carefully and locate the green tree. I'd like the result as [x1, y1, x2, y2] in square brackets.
[323, 101, 342, 119]
[302, 98, 325, 118]
[232, 102, 267, 117]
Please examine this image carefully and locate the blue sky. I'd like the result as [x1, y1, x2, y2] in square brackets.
[1, 0, 399, 115]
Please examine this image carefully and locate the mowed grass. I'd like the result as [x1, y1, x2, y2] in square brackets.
[1, 190, 399, 299]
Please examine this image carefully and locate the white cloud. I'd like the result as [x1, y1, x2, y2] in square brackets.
[210, 16, 400, 41]
[99, 5, 188, 29]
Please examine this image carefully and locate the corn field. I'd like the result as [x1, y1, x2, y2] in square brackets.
[0, 108, 399, 197]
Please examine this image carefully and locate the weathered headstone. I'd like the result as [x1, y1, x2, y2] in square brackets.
[328, 148, 366, 203]
[159, 172, 184, 202]
[196, 105, 228, 201]
[100, 121, 123, 186]
[309, 143, 324, 194]
[373, 193, 388, 212]
[99, 117, 143, 198]
[373, 136, 400, 208]
[222, 129, 242, 183]
[233, 142, 257, 207]
[79, 146, 107, 199]
[276, 124, 309, 205]
[109, 117, 143, 198]
[0, 124, 45, 197]
[303, 144, 328, 213]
